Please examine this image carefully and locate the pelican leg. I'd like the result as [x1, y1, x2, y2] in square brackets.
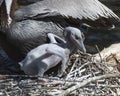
[46, 45, 70, 77]
[38, 68, 46, 77]
[57, 56, 69, 77]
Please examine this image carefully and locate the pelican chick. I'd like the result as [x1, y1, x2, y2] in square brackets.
[19, 27, 86, 77]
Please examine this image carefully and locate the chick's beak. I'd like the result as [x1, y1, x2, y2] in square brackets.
[79, 41, 86, 53]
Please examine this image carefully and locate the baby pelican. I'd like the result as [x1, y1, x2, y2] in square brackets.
[19, 27, 86, 76]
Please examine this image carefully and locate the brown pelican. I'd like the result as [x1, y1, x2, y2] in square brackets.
[0, 0, 119, 63]
[19, 27, 86, 76]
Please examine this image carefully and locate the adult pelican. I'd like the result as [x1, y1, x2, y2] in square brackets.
[0, 0, 119, 63]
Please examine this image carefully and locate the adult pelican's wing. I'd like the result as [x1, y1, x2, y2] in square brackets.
[100, 0, 120, 18]
[15, 0, 120, 21]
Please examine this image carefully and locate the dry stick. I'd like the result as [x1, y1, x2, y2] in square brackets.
[66, 58, 79, 80]
[60, 73, 120, 96]
[77, 71, 101, 82]
[95, 45, 103, 63]
[77, 74, 91, 81]
[70, 62, 91, 74]
[96, 84, 120, 88]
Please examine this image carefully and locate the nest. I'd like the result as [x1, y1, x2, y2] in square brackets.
[0, 51, 120, 96]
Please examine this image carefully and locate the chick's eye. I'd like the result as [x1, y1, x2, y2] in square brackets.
[75, 35, 80, 39]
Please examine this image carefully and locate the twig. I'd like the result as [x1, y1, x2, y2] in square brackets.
[59, 73, 120, 96]
[97, 84, 120, 88]
[70, 62, 91, 74]
[95, 45, 103, 63]
[66, 58, 79, 80]
[77, 74, 91, 81]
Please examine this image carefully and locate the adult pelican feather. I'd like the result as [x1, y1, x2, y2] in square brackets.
[15, 0, 119, 28]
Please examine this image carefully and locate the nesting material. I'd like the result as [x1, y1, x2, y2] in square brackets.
[0, 49, 120, 96]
